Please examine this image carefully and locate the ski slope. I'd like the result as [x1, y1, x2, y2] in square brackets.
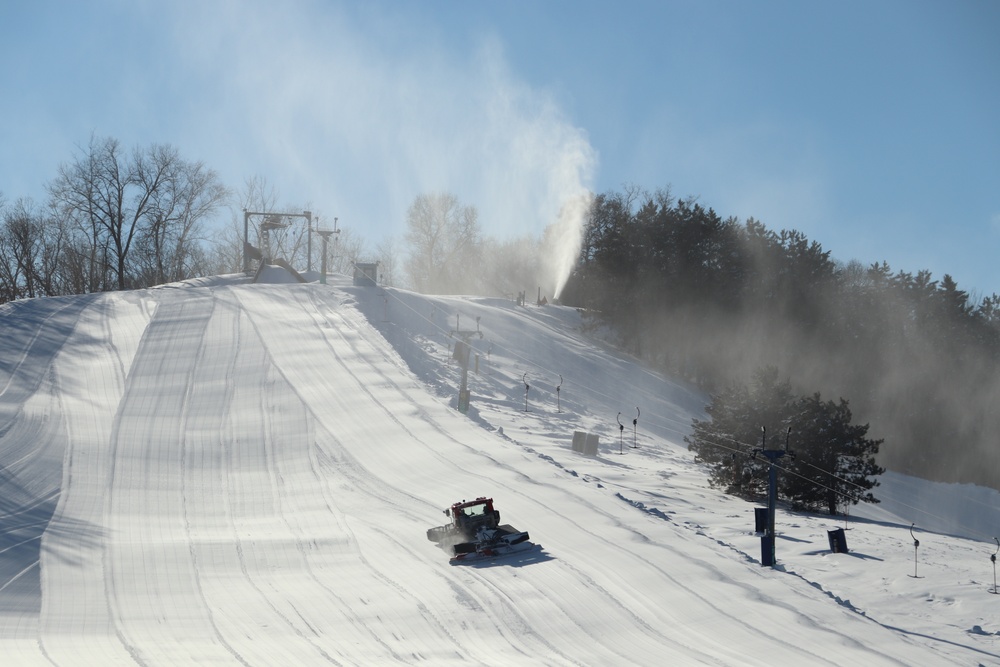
[1, 271, 998, 665]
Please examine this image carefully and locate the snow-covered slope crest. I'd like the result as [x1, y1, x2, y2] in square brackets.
[0, 276, 997, 665]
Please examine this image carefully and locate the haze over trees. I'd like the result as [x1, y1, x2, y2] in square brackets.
[401, 191, 567, 298]
[403, 193, 482, 294]
[561, 187, 1000, 491]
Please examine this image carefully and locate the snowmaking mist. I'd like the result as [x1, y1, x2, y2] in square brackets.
[157, 4, 598, 286]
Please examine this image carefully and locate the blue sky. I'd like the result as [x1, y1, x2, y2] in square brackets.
[2, 0, 998, 296]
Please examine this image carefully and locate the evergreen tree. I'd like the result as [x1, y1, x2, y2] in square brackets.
[686, 367, 796, 499]
[688, 368, 884, 513]
[784, 394, 884, 515]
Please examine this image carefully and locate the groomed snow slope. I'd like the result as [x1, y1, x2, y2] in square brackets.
[0, 273, 998, 665]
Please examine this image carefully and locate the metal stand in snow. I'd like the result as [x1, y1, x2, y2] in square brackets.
[755, 426, 793, 568]
[631, 407, 639, 448]
[909, 524, 921, 578]
[556, 375, 562, 413]
[523, 373, 530, 412]
[990, 538, 999, 594]
[617, 412, 624, 455]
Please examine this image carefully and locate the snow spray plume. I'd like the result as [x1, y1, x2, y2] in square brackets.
[465, 40, 596, 301]
[543, 191, 594, 300]
[160, 4, 598, 298]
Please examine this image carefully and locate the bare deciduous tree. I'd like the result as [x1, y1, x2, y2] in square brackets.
[403, 193, 482, 294]
[137, 158, 229, 285]
[48, 135, 226, 290]
[0, 198, 51, 300]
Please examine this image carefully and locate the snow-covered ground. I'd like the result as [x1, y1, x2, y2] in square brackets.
[1, 269, 998, 665]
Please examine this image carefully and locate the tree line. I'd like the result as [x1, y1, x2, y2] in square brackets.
[2, 136, 229, 299]
[2, 137, 559, 302]
[0, 136, 396, 301]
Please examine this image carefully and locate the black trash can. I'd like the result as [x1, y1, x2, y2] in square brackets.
[760, 534, 774, 567]
[828, 528, 848, 553]
[754, 507, 768, 533]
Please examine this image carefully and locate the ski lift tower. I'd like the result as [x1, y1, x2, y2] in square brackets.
[755, 426, 794, 567]
[451, 314, 483, 413]
[243, 209, 313, 273]
[259, 215, 287, 264]
[316, 217, 340, 284]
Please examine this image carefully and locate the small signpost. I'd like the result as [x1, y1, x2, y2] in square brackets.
[990, 538, 999, 594]
[909, 524, 921, 578]
[523, 373, 530, 412]
[617, 412, 624, 455]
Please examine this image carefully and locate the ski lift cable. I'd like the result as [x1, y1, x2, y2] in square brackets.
[772, 458, 996, 543]
[378, 288, 914, 515]
[786, 455, 999, 539]
[682, 429, 881, 512]
[373, 288, 998, 542]
[698, 431, 873, 504]
[377, 289, 863, 484]
[735, 441, 984, 538]
[695, 431, 998, 543]
[372, 288, 627, 418]
[377, 287, 567, 383]
[615, 387, 992, 542]
[699, 429, 882, 504]
[374, 285, 696, 431]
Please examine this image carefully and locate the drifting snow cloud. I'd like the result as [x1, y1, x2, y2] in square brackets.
[161, 1, 595, 294]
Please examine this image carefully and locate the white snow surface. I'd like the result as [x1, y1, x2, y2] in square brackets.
[1, 272, 999, 665]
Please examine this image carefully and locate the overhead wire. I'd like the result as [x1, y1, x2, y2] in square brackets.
[362, 282, 998, 544]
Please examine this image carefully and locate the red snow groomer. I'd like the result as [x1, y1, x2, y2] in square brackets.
[426, 497, 534, 562]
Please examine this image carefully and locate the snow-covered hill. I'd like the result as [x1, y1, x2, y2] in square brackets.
[1, 271, 998, 665]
